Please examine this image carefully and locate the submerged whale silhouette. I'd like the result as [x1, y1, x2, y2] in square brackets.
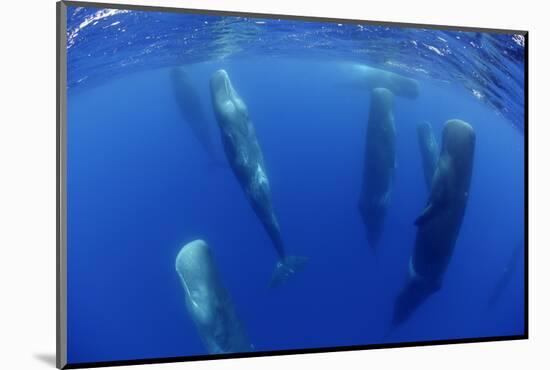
[175, 239, 253, 354]
[417, 121, 439, 190]
[358, 87, 396, 251]
[338, 63, 420, 99]
[392, 119, 476, 327]
[209, 69, 308, 287]
[171, 66, 224, 166]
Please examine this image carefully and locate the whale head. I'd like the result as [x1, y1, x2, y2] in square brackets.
[210, 69, 233, 106]
[175, 239, 252, 354]
[391, 76, 420, 99]
[370, 87, 394, 113]
[176, 239, 211, 283]
[442, 119, 476, 162]
[441, 119, 476, 195]
[175, 240, 218, 323]
[210, 69, 250, 133]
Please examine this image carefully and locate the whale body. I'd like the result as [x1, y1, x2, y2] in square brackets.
[417, 121, 439, 189]
[392, 119, 476, 327]
[209, 69, 308, 286]
[175, 239, 252, 354]
[171, 66, 221, 165]
[341, 63, 420, 99]
[358, 87, 396, 250]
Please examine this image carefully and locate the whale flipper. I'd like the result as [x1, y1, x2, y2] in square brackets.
[414, 203, 436, 226]
[414, 183, 451, 227]
[414, 158, 452, 227]
[270, 256, 309, 288]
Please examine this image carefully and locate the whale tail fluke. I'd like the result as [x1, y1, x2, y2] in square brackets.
[269, 256, 309, 288]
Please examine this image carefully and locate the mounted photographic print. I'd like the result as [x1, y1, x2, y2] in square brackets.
[56, 1, 527, 368]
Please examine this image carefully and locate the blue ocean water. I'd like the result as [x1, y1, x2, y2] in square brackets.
[66, 6, 525, 365]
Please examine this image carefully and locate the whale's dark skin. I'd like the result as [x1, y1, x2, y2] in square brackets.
[171, 66, 221, 165]
[417, 121, 439, 190]
[209, 69, 307, 286]
[392, 119, 476, 327]
[358, 87, 396, 251]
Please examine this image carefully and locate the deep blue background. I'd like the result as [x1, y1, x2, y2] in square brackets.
[67, 59, 524, 364]
[66, 7, 525, 366]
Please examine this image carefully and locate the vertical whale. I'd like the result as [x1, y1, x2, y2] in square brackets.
[175, 239, 253, 354]
[417, 121, 439, 189]
[209, 69, 308, 287]
[171, 66, 221, 165]
[358, 87, 396, 251]
[392, 119, 476, 327]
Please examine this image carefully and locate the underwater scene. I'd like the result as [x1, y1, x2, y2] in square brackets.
[65, 5, 526, 365]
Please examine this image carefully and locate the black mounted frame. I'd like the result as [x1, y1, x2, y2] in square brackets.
[56, 1, 529, 368]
